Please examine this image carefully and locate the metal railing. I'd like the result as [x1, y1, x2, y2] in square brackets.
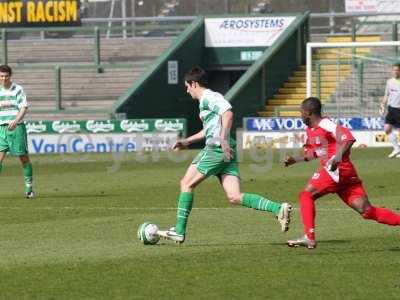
[2, 13, 400, 116]
[310, 11, 400, 37]
[13, 63, 137, 113]
[351, 20, 400, 56]
[313, 57, 395, 116]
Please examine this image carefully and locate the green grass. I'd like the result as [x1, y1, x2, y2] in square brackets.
[0, 148, 400, 299]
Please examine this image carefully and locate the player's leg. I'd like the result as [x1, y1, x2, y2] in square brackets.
[287, 169, 335, 249]
[339, 183, 400, 226]
[287, 184, 319, 249]
[219, 174, 292, 232]
[0, 125, 9, 174]
[176, 163, 207, 233]
[384, 113, 400, 157]
[9, 124, 34, 198]
[158, 163, 207, 243]
[18, 154, 34, 198]
[0, 151, 6, 174]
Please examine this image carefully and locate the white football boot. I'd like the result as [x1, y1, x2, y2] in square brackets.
[388, 149, 400, 158]
[157, 227, 185, 244]
[25, 191, 35, 199]
[287, 235, 316, 249]
[277, 203, 292, 232]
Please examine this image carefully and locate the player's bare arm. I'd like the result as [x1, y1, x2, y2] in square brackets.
[220, 110, 233, 159]
[172, 129, 205, 150]
[8, 106, 27, 130]
[284, 152, 316, 167]
[329, 140, 354, 171]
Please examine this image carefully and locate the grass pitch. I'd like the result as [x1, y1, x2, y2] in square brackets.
[0, 148, 399, 299]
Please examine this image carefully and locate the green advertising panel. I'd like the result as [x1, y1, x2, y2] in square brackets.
[25, 119, 187, 136]
[0, 0, 81, 27]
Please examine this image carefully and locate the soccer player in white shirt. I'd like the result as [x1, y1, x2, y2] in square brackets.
[0, 65, 34, 198]
[380, 64, 400, 158]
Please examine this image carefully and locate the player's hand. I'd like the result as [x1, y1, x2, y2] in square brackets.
[329, 160, 338, 172]
[327, 156, 339, 172]
[284, 155, 297, 167]
[221, 140, 233, 161]
[7, 120, 17, 130]
[171, 139, 189, 151]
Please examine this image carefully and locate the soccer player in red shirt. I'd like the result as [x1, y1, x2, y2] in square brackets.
[284, 97, 400, 249]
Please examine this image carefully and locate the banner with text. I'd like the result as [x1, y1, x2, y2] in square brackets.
[25, 118, 186, 154]
[345, 0, 377, 13]
[205, 16, 296, 48]
[242, 131, 393, 149]
[25, 119, 186, 136]
[244, 117, 385, 132]
[28, 133, 179, 154]
[0, 0, 81, 27]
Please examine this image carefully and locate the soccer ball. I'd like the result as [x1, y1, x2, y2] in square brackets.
[137, 222, 160, 245]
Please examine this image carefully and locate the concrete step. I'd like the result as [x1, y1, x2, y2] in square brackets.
[5, 38, 173, 64]
[258, 111, 301, 117]
[268, 97, 329, 105]
[298, 65, 352, 71]
[289, 76, 347, 82]
[316, 48, 371, 54]
[283, 81, 338, 88]
[279, 87, 335, 94]
[293, 70, 351, 77]
[325, 35, 381, 43]
[267, 100, 303, 105]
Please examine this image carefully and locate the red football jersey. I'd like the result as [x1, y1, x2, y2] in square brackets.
[303, 118, 357, 181]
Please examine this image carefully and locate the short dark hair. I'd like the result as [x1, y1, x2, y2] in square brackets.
[393, 63, 400, 69]
[302, 97, 322, 116]
[184, 66, 208, 87]
[0, 65, 12, 76]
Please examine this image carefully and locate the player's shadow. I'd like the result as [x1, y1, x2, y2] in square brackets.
[268, 239, 351, 247]
[35, 193, 115, 199]
[387, 247, 400, 252]
[173, 241, 271, 247]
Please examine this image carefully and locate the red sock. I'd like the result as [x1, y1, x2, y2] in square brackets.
[362, 206, 400, 226]
[299, 191, 316, 240]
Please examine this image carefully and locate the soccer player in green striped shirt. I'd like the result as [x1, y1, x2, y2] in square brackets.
[158, 66, 292, 243]
[0, 65, 34, 199]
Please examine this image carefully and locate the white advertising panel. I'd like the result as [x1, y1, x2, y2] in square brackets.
[345, 0, 377, 12]
[242, 131, 393, 150]
[205, 17, 296, 48]
[28, 133, 179, 154]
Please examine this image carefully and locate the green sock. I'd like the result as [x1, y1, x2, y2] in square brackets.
[175, 192, 193, 235]
[22, 163, 33, 193]
[241, 193, 281, 216]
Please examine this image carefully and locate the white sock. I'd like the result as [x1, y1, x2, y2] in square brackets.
[389, 131, 400, 151]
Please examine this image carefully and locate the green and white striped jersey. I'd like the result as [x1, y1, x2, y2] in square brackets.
[199, 89, 232, 146]
[0, 82, 28, 125]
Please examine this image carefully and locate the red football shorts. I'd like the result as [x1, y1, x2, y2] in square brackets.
[307, 167, 367, 206]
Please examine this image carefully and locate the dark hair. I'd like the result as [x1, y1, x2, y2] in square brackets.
[302, 97, 322, 116]
[393, 63, 400, 69]
[0, 65, 12, 76]
[184, 66, 208, 87]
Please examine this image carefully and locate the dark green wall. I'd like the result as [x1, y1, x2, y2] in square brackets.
[205, 47, 266, 66]
[115, 17, 205, 137]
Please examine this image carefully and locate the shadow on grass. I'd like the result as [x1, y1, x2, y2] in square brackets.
[25, 193, 117, 199]
[269, 239, 351, 247]
[388, 247, 400, 252]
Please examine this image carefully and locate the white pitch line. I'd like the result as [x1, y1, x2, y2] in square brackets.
[0, 206, 354, 211]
